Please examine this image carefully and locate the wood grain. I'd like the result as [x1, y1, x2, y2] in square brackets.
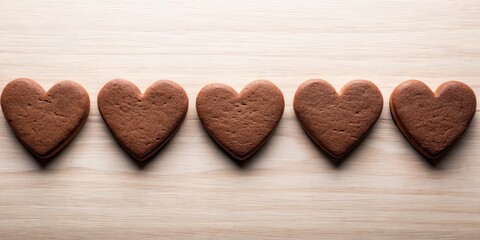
[0, 0, 479, 239]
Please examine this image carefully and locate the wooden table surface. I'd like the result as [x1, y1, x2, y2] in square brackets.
[1, 0, 479, 239]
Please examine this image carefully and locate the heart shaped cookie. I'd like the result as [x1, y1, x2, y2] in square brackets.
[196, 80, 284, 160]
[98, 79, 188, 161]
[390, 80, 476, 159]
[1, 78, 90, 159]
[294, 80, 383, 159]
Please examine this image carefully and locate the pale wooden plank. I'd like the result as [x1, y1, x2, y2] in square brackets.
[0, 0, 479, 239]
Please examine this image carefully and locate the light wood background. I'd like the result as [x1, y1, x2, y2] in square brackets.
[1, 0, 479, 239]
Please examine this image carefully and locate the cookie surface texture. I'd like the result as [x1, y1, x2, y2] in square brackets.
[294, 79, 383, 159]
[1, 78, 90, 159]
[390, 80, 476, 159]
[98, 79, 188, 161]
[196, 80, 285, 160]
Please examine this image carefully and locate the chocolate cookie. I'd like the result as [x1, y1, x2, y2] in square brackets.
[196, 80, 284, 160]
[390, 80, 476, 159]
[294, 79, 383, 159]
[97, 79, 188, 161]
[1, 78, 90, 159]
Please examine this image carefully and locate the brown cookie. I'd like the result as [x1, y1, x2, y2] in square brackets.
[98, 79, 188, 161]
[294, 79, 383, 159]
[390, 80, 476, 159]
[1, 78, 90, 159]
[196, 80, 284, 160]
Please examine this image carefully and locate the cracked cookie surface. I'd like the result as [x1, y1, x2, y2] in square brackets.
[294, 79, 383, 159]
[196, 80, 284, 160]
[98, 79, 188, 161]
[390, 80, 476, 159]
[1, 78, 90, 159]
